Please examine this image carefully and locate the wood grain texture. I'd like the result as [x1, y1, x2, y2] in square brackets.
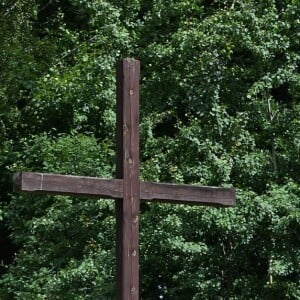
[141, 182, 235, 207]
[13, 172, 123, 198]
[13, 172, 236, 207]
[116, 58, 140, 300]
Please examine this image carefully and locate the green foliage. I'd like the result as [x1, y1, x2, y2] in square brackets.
[140, 183, 300, 299]
[2, 132, 116, 299]
[1, 0, 300, 299]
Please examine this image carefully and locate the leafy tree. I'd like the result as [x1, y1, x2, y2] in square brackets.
[1, 0, 299, 299]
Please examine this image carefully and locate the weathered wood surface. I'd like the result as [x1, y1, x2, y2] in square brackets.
[141, 181, 235, 206]
[115, 58, 140, 299]
[13, 172, 123, 198]
[13, 172, 235, 207]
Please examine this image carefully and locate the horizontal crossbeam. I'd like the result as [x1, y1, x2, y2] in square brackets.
[13, 172, 235, 207]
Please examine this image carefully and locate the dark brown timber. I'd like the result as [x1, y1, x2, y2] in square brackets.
[13, 172, 123, 199]
[13, 58, 236, 300]
[116, 58, 140, 299]
[13, 172, 235, 207]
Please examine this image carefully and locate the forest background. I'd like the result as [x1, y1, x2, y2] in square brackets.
[0, 0, 299, 299]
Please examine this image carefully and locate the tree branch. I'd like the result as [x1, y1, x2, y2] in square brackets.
[3, 1, 19, 17]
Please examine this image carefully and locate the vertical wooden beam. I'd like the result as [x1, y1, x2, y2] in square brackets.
[116, 58, 140, 299]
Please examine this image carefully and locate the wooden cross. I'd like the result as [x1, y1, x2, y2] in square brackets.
[13, 58, 236, 300]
